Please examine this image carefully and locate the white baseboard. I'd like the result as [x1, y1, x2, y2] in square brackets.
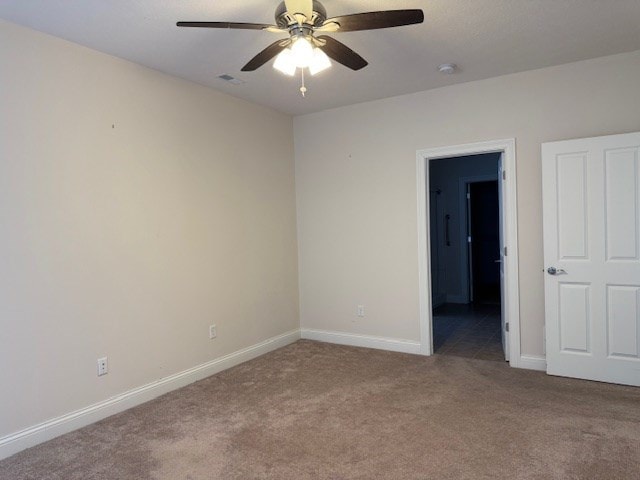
[0, 329, 300, 461]
[518, 354, 547, 371]
[301, 328, 421, 355]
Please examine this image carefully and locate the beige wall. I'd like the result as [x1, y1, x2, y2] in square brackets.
[1, 14, 639, 442]
[294, 50, 640, 357]
[0, 20, 298, 437]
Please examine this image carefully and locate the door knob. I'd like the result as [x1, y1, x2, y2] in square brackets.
[547, 267, 567, 275]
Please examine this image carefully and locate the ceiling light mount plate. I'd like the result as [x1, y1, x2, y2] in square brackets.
[438, 63, 457, 74]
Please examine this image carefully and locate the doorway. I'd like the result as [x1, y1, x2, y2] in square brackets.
[416, 139, 521, 366]
[428, 155, 503, 360]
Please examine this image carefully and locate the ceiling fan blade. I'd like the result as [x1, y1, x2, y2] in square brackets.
[314, 21, 340, 33]
[316, 36, 367, 71]
[285, 0, 313, 22]
[322, 10, 424, 32]
[264, 26, 289, 34]
[241, 39, 290, 71]
[177, 21, 277, 30]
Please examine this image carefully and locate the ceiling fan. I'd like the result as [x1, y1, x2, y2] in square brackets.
[177, 0, 424, 95]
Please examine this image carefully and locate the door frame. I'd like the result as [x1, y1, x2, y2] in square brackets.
[416, 139, 521, 367]
[459, 174, 499, 304]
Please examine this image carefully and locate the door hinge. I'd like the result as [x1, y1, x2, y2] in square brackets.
[467, 236, 472, 243]
[502, 170, 506, 180]
[505, 322, 509, 332]
[504, 246, 508, 256]
[466, 192, 470, 199]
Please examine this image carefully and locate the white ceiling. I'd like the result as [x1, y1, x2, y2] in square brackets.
[1, 1, 640, 115]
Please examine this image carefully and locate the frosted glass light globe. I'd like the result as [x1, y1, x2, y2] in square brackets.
[291, 37, 314, 68]
[309, 48, 332, 75]
[273, 48, 296, 76]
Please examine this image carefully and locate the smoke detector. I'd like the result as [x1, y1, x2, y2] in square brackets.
[438, 63, 457, 74]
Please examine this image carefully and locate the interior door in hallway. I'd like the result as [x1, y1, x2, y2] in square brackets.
[469, 181, 500, 305]
[542, 132, 640, 386]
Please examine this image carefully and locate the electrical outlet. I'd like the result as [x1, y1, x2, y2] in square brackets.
[357, 305, 365, 317]
[209, 324, 217, 339]
[97, 357, 108, 376]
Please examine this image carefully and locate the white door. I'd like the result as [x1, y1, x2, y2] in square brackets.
[542, 132, 640, 386]
[497, 156, 508, 361]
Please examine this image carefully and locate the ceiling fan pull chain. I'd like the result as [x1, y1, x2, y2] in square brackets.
[300, 69, 307, 97]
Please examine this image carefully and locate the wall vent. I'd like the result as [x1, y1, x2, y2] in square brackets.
[217, 74, 245, 85]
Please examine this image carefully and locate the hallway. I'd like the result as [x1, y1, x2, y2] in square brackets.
[433, 303, 504, 362]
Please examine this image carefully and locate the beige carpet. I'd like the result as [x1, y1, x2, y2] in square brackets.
[1, 340, 639, 479]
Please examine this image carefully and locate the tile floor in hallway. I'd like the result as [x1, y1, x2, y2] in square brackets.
[433, 303, 505, 362]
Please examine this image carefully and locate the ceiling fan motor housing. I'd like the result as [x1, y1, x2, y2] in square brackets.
[275, 0, 327, 28]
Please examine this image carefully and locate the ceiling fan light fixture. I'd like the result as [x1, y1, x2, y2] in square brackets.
[290, 36, 315, 67]
[178, 2, 425, 94]
[273, 48, 297, 76]
[308, 48, 331, 75]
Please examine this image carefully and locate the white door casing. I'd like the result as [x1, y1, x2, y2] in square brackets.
[498, 157, 509, 361]
[417, 139, 520, 364]
[542, 132, 640, 386]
